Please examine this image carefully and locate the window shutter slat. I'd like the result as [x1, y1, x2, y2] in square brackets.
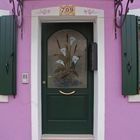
[0, 15, 17, 96]
[122, 15, 138, 96]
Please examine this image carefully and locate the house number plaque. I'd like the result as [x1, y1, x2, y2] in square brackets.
[59, 5, 75, 16]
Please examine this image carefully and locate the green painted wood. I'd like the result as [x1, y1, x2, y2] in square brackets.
[121, 15, 138, 96]
[0, 15, 17, 95]
[42, 23, 93, 134]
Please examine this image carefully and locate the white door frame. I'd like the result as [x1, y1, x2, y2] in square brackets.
[31, 6, 105, 140]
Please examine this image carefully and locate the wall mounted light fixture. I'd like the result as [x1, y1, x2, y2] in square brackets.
[9, 0, 23, 37]
[114, 0, 134, 38]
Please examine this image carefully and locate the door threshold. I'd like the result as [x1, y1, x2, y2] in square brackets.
[41, 134, 95, 140]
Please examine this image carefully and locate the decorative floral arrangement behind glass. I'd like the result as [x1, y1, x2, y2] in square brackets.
[53, 34, 81, 87]
[48, 30, 87, 88]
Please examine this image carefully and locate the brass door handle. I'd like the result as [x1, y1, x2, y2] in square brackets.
[59, 90, 75, 96]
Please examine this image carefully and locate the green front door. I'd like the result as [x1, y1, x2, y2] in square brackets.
[42, 23, 93, 134]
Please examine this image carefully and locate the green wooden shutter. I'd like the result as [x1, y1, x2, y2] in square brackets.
[122, 15, 138, 96]
[0, 15, 17, 96]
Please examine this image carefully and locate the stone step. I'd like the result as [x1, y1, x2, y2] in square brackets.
[41, 134, 95, 140]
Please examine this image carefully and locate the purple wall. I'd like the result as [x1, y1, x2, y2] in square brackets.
[106, 1, 140, 140]
[0, 1, 31, 140]
[0, 0, 140, 140]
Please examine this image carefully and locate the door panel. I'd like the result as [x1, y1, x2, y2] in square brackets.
[47, 96, 88, 120]
[42, 23, 93, 134]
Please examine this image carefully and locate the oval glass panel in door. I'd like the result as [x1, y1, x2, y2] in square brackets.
[48, 29, 87, 88]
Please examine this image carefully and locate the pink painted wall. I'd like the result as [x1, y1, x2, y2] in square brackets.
[0, 0, 140, 140]
[105, 1, 140, 140]
[0, 1, 31, 140]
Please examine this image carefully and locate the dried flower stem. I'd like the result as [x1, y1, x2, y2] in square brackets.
[66, 34, 69, 43]
[74, 44, 77, 54]
[56, 39, 61, 49]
